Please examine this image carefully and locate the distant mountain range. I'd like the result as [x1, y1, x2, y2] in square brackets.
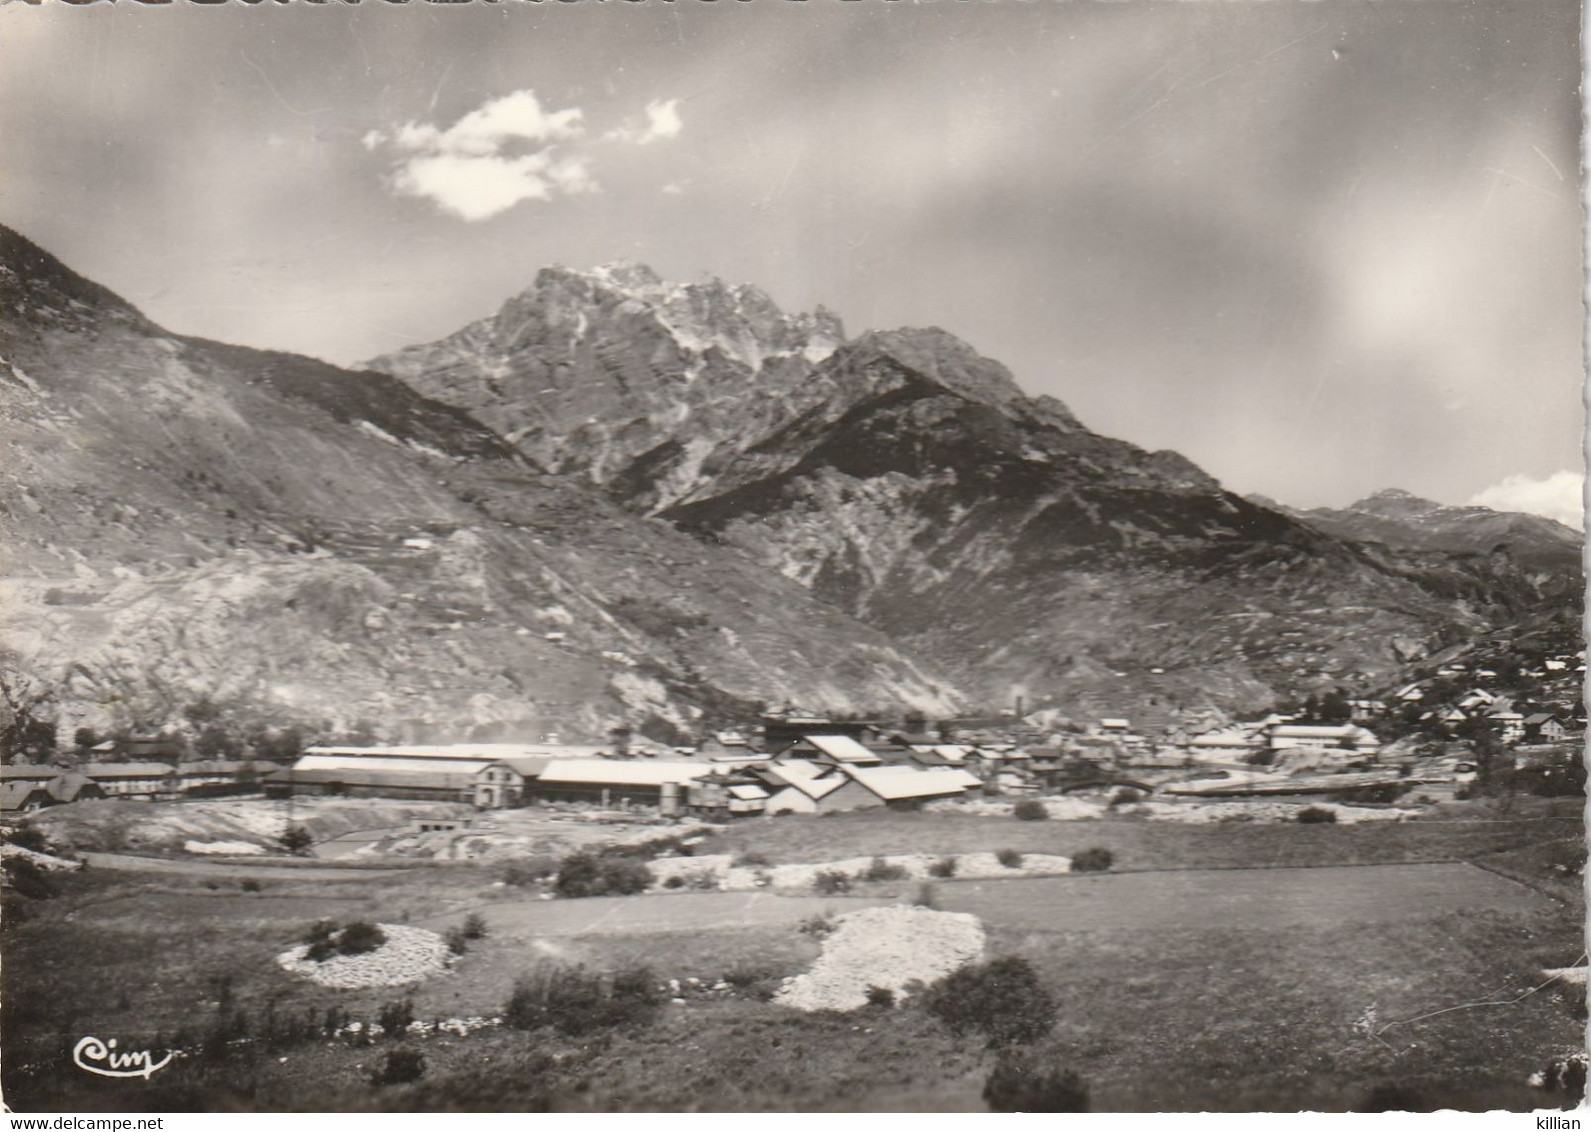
[0, 226, 1579, 743]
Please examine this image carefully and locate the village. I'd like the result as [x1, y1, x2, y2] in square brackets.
[4, 639, 1582, 828]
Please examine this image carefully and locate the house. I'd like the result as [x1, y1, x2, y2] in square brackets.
[175, 760, 258, 796]
[1, 780, 52, 813]
[760, 760, 879, 815]
[1347, 700, 1387, 723]
[1393, 684, 1426, 703]
[1263, 724, 1380, 754]
[266, 760, 519, 807]
[1486, 710, 1526, 745]
[1185, 728, 1262, 759]
[82, 762, 179, 800]
[759, 758, 978, 814]
[785, 734, 885, 768]
[1522, 714, 1570, 743]
[529, 758, 718, 809]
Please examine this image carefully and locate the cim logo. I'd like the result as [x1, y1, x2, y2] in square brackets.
[72, 1036, 175, 1080]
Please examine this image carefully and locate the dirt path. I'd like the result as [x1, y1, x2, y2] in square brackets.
[424, 890, 893, 938]
[935, 861, 1553, 932]
[79, 851, 409, 880]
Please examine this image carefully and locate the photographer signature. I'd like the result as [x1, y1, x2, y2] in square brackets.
[72, 1036, 174, 1080]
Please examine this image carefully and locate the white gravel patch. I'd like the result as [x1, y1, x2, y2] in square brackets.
[0, 844, 82, 871]
[928, 796, 1416, 824]
[648, 852, 1070, 892]
[776, 905, 985, 1012]
[183, 839, 265, 855]
[276, 924, 452, 989]
[1543, 966, 1588, 986]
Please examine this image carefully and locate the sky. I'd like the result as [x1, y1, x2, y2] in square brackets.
[0, 1, 1583, 525]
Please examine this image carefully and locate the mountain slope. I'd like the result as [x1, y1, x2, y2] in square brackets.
[0, 227, 961, 747]
[369, 265, 1575, 718]
[1263, 489, 1582, 587]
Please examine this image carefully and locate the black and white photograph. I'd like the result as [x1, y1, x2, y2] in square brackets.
[0, 0, 1585, 1115]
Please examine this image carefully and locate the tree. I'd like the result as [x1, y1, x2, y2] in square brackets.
[921, 957, 1057, 1047]
[73, 726, 99, 753]
[1319, 689, 1351, 724]
[280, 826, 314, 855]
[983, 1049, 1090, 1112]
[195, 725, 239, 759]
[1302, 693, 1321, 722]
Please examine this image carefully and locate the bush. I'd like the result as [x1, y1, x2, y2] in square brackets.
[996, 848, 1024, 869]
[461, 913, 487, 941]
[554, 852, 653, 898]
[1013, 800, 1049, 821]
[378, 998, 414, 1039]
[662, 875, 685, 889]
[1297, 806, 1338, 824]
[723, 961, 779, 989]
[303, 920, 387, 962]
[279, 825, 314, 855]
[983, 1049, 1090, 1112]
[504, 963, 661, 1037]
[864, 985, 896, 1009]
[911, 881, 938, 909]
[863, 856, 908, 882]
[338, 921, 387, 956]
[5, 825, 50, 854]
[444, 926, 468, 956]
[1070, 847, 1114, 873]
[734, 851, 772, 867]
[798, 914, 836, 938]
[812, 869, 853, 895]
[929, 856, 958, 878]
[921, 956, 1057, 1047]
[240, 878, 262, 893]
[371, 1048, 426, 1086]
[2, 856, 55, 900]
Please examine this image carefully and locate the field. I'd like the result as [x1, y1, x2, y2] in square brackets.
[2, 799, 1583, 1113]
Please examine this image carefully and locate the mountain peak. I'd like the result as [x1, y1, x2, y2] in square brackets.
[1348, 488, 1444, 517]
[851, 326, 1029, 410]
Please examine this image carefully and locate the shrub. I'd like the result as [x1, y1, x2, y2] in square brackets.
[662, 875, 685, 889]
[929, 856, 958, 878]
[996, 848, 1024, 869]
[444, 926, 468, 956]
[371, 1048, 426, 1086]
[686, 871, 719, 890]
[723, 961, 778, 989]
[5, 825, 50, 854]
[1070, 847, 1114, 873]
[240, 878, 262, 893]
[1013, 799, 1049, 821]
[302, 919, 340, 963]
[2, 856, 55, 900]
[338, 921, 387, 956]
[921, 956, 1057, 1047]
[863, 856, 908, 882]
[378, 999, 415, 1039]
[279, 825, 313, 855]
[798, 913, 836, 938]
[911, 881, 938, 909]
[864, 985, 896, 1009]
[983, 1049, 1090, 1112]
[734, 851, 772, 867]
[554, 852, 653, 898]
[812, 869, 853, 895]
[1297, 806, 1338, 824]
[504, 963, 661, 1037]
[1108, 788, 1143, 807]
[461, 913, 487, 940]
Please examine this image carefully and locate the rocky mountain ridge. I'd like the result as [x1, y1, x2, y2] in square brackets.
[370, 263, 1579, 719]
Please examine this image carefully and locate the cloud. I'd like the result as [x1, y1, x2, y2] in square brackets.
[606, 98, 683, 145]
[366, 90, 682, 221]
[364, 90, 595, 221]
[1468, 470, 1585, 530]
